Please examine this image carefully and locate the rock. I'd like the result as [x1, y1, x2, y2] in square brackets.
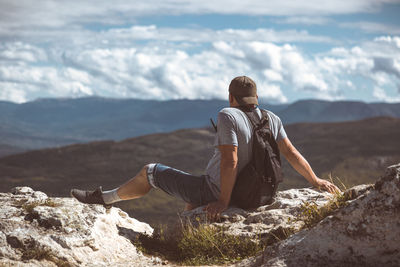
[237, 163, 400, 267]
[343, 184, 373, 200]
[0, 187, 162, 267]
[181, 187, 333, 239]
[11, 186, 35, 195]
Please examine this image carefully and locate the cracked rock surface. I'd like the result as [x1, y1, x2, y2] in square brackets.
[0, 187, 162, 267]
[182, 187, 332, 239]
[237, 163, 400, 267]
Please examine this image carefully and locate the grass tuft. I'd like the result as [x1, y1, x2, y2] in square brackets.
[179, 223, 262, 265]
[135, 222, 264, 265]
[298, 176, 349, 229]
[262, 226, 296, 246]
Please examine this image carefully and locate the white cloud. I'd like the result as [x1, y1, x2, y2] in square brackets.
[1, 33, 400, 103]
[373, 57, 400, 78]
[374, 36, 400, 48]
[0, 0, 398, 53]
[280, 46, 329, 92]
[0, 40, 329, 103]
[370, 72, 392, 87]
[0, 84, 27, 103]
[3, 25, 332, 46]
[1, 0, 398, 33]
[0, 42, 47, 62]
[211, 41, 332, 97]
[263, 70, 283, 82]
[316, 49, 374, 77]
[0, 52, 95, 101]
[257, 83, 288, 103]
[106, 26, 333, 44]
[340, 21, 400, 35]
[318, 36, 400, 79]
[315, 36, 400, 101]
[274, 16, 331, 25]
[373, 86, 400, 102]
[0, 40, 292, 103]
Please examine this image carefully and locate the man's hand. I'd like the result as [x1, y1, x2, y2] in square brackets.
[203, 200, 228, 221]
[314, 178, 340, 194]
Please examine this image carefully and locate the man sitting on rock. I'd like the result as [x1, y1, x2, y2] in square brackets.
[71, 76, 339, 220]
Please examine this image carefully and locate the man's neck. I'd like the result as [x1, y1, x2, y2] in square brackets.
[232, 105, 258, 112]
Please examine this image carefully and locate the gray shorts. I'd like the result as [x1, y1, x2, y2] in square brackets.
[147, 163, 217, 206]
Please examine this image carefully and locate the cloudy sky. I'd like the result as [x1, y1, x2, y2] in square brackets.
[1, 0, 400, 104]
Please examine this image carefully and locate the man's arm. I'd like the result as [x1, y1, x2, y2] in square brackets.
[277, 137, 339, 193]
[204, 144, 238, 220]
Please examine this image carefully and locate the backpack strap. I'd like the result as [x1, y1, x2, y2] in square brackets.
[236, 106, 270, 132]
[260, 109, 271, 131]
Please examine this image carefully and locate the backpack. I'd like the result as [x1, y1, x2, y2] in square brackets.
[229, 107, 284, 209]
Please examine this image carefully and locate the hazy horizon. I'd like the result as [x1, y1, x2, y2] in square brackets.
[2, 95, 400, 105]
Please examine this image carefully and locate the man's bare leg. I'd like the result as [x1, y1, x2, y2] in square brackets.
[71, 164, 152, 205]
[116, 165, 152, 200]
[119, 168, 202, 212]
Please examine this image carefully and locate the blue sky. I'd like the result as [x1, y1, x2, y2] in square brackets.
[0, 0, 400, 104]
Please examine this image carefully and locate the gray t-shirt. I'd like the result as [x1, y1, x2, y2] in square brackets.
[205, 107, 287, 198]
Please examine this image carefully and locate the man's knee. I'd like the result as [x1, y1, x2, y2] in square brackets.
[142, 164, 149, 172]
[141, 164, 151, 177]
[141, 163, 157, 188]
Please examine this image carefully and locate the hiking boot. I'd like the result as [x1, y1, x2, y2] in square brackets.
[70, 186, 112, 209]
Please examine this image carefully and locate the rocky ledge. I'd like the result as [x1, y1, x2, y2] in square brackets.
[182, 187, 334, 239]
[1, 163, 399, 266]
[235, 163, 400, 267]
[0, 187, 161, 267]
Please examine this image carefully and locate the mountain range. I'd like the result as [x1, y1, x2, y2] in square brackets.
[1, 97, 399, 157]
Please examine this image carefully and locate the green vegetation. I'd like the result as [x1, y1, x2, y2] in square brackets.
[135, 222, 264, 265]
[262, 226, 296, 246]
[298, 194, 346, 229]
[297, 176, 349, 229]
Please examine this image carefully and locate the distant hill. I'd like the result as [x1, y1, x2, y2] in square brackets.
[0, 97, 399, 156]
[1, 117, 399, 225]
[0, 98, 229, 153]
[0, 144, 25, 158]
[279, 100, 400, 124]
